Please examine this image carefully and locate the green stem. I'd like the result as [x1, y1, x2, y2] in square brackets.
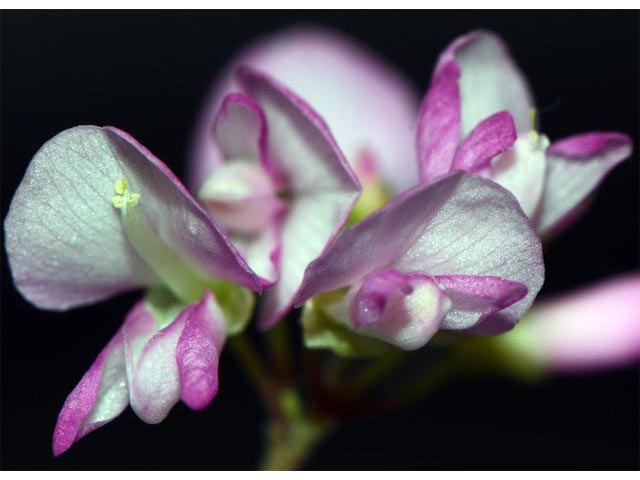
[228, 334, 280, 418]
[260, 415, 334, 470]
[265, 321, 294, 381]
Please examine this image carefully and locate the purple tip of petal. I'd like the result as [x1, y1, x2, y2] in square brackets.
[435, 30, 534, 136]
[536, 131, 633, 235]
[417, 60, 462, 183]
[546, 131, 633, 159]
[53, 331, 128, 456]
[453, 111, 517, 173]
[435, 274, 528, 332]
[176, 291, 226, 411]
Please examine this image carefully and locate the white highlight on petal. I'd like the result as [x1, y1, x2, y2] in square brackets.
[489, 131, 548, 218]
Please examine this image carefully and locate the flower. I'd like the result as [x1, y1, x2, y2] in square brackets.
[417, 30, 633, 235]
[190, 26, 420, 196]
[494, 274, 640, 373]
[4, 126, 260, 454]
[294, 172, 544, 352]
[191, 65, 361, 330]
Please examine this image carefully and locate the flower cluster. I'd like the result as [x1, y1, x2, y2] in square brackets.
[4, 27, 637, 459]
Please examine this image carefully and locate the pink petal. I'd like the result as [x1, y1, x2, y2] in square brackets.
[198, 94, 284, 284]
[4, 126, 261, 312]
[53, 330, 128, 456]
[296, 172, 544, 331]
[190, 26, 419, 194]
[349, 269, 450, 350]
[176, 291, 226, 410]
[236, 67, 361, 329]
[436, 30, 534, 137]
[417, 60, 462, 183]
[213, 92, 285, 182]
[452, 111, 517, 172]
[521, 274, 640, 372]
[434, 275, 527, 332]
[535, 132, 633, 235]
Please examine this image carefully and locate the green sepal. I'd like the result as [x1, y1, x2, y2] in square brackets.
[144, 287, 185, 329]
[301, 289, 392, 358]
[144, 280, 254, 335]
[208, 278, 255, 336]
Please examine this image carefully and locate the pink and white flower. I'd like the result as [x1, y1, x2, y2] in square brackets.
[295, 172, 545, 350]
[4, 126, 260, 454]
[417, 30, 633, 235]
[194, 66, 361, 330]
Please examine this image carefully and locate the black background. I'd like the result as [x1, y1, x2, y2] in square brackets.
[1, 11, 638, 470]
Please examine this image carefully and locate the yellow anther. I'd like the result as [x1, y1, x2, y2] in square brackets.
[112, 177, 140, 210]
[114, 178, 128, 195]
[528, 130, 540, 142]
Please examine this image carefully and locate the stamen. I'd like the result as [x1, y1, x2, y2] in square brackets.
[112, 178, 141, 210]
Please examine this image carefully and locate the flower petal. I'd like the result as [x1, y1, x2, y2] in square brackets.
[128, 304, 189, 424]
[190, 26, 419, 193]
[198, 94, 284, 284]
[452, 111, 517, 172]
[122, 300, 159, 388]
[104, 127, 261, 292]
[53, 330, 128, 456]
[417, 60, 461, 182]
[4, 126, 260, 312]
[297, 172, 544, 330]
[535, 132, 633, 235]
[237, 67, 361, 329]
[434, 275, 528, 331]
[502, 274, 640, 373]
[176, 291, 226, 411]
[488, 132, 548, 218]
[436, 30, 534, 137]
[350, 269, 450, 350]
[213, 93, 267, 165]
[4, 126, 157, 310]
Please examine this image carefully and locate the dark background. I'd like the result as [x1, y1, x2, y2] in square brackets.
[1, 11, 638, 470]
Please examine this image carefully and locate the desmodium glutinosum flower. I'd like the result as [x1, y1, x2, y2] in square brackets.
[191, 27, 419, 195]
[190, 27, 419, 232]
[417, 30, 633, 235]
[294, 172, 544, 353]
[493, 274, 640, 374]
[4, 126, 261, 455]
[195, 66, 361, 330]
